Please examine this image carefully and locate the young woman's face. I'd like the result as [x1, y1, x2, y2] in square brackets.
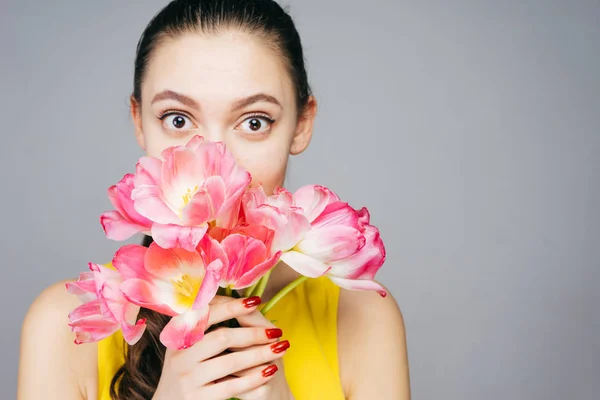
[131, 31, 315, 194]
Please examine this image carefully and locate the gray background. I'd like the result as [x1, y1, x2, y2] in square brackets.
[2, 0, 599, 399]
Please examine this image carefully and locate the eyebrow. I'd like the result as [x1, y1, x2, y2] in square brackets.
[231, 93, 282, 111]
[151, 90, 282, 112]
[151, 90, 200, 109]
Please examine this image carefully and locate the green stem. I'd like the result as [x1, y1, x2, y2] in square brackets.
[224, 286, 233, 297]
[260, 276, 309, 315]
[244, 279, 261, 298]
[253, 270, 272, 298]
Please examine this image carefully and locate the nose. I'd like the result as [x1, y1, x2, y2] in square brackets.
[199, 125, 226, 144]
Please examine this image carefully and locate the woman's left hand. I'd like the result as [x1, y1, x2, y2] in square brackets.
[219, 308, 295, 400]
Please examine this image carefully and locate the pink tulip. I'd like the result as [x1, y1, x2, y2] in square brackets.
[243, 186, 364, 278]
[100, 174, 152, 241]
[114, 242, 223, 350]
[290, 188, 386, 296]
[242, 186, 318, 274]
[203, 224, 282, 290]
[279, 201, 366, 278]
[292, 184, 340, 222]
[328, 208, 387, 297]
[245, 185, 387, 296]
[66, 263, 147, 345]
[131, 136, 251, 251]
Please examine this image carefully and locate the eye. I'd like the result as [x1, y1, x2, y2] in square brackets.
[159, 112, 196, 131]
[236, 114, 275, 135]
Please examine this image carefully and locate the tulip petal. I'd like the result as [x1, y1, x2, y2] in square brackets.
[311, 202, 359, 229]
[132, 185, 180, 224]
[245, 204, 287, 230]
[185, 135, 205, 152]
[328, 224, 386, 278]
[235, 251, 282, 289]
[160, 307, 210, 350]
[120, 278, 178, 316]
[356, 207, 371, 225]
[112, 244, 151, 281]
[161, 147, 205, 211]
[107, 182, 128, 218]
[145, 243, 205, 282]
[70, 320, 120, 344]
[65, 272, 96, 303]
[328, 276, 387, 297]
[198, 235, 228, 270]
[293, 185, 340, 222]
[217, 169, 251, 226]
[135, 157, 163, 187]
[273, 211, 311, 253]
[191, 261, 221, 310]
[100, 211, 147, 241]
[280, 251, 331, 278]
[68, 300, 103, 322]
[220, 235, 260, 282]
[109, 174, 152, 227]
[296, 225, 365, 262]
[151, 223, 208, 251]
[120, 303, 147, 345]
[235, 225, 274, 244]
[182, 176, 226, 226]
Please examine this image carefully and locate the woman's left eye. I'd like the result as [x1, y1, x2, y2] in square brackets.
[236, 115, 275, 135]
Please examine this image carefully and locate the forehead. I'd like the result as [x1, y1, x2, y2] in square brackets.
[142, 31, 294, 105]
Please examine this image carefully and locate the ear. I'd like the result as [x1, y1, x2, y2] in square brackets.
[130, 94, 145, 151]
[290, 96, 317, 155]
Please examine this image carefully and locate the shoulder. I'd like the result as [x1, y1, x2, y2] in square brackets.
[18, 280, 98, 400]
[337, 284, 411, 399]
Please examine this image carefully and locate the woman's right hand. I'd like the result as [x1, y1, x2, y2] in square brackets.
[152, 295, 289, 400]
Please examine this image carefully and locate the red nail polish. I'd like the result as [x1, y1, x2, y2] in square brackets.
[266, 328, 283, 339]
[262, 364, 278, 378]
[242, 296, 262, 308]
[271, 340, 290, 354]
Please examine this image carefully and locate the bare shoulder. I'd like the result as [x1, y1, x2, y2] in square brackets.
[18, 280, 98, 400]
[337, 284, 411, 399]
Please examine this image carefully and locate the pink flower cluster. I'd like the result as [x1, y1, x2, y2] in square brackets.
[67, 136, 386, 350]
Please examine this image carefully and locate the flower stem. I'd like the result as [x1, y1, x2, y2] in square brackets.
[260, 276, 309, 315]
[225, 286, 233, 297]
[244, 279, 261, 298]
[253, 270, 272, 298]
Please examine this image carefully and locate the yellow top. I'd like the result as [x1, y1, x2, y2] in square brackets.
[97, 265, 345, 399]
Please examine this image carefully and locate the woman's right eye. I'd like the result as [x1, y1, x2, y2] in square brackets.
[159, 113, 196, 131]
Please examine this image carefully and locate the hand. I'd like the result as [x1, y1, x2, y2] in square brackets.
[218, 309, 296, 400]
[152, 296, 290, 400]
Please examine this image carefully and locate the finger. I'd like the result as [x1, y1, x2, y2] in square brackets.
[236, 308, 278, 328]
[196, 340, 290, 385]
[209, 294, 242, 305]
[229, 363, 283, 400]
[207, 296, 263, 326]
[173, 326, 283, 366]
[230, 362, 272, 378]
[199, 364, 279, 399]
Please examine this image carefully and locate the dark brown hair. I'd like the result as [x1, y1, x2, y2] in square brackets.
[111, 0, 311, 398]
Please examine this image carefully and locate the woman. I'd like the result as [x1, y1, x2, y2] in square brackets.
[17, 0, 410, 399]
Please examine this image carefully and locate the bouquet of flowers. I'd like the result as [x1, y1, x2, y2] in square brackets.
[66, 135, 387, 350]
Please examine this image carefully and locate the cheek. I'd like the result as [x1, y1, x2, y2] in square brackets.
[228, 141, 291, 195]
[244, 156, 289, 194]
[141, 116, 192, 158]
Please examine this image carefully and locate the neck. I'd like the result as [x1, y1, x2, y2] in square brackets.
[259, 261, 302, 303]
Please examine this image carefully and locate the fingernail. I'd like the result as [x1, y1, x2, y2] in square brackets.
[266, 328, 283, 339]
[242, 296, 262, 308]
[262, 364, 278, 378]
[271, 340, 290, 354]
